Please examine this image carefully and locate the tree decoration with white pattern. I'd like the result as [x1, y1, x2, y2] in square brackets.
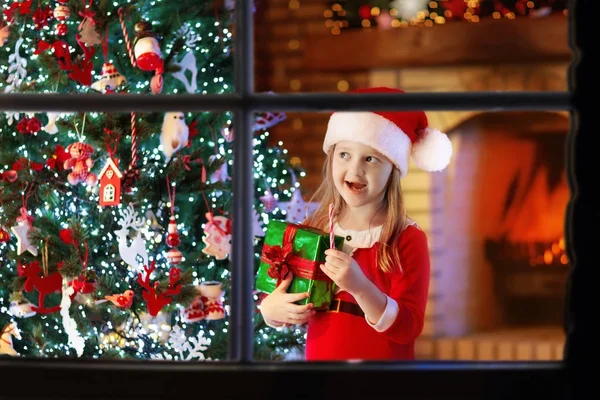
[114, 204, 149, 273]
[60, 278, 85, 357]
[171, 23, 199, 93]
[151, 325, 212, 361]
[4, 37, 27, 125]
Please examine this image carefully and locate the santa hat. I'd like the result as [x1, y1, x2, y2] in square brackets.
[100, 62, 124, 80]
[322, 87, 453, 178]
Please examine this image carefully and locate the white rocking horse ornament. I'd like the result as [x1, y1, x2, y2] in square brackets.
[0, 321, 21, 356]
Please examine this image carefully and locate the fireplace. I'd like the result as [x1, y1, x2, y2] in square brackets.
[430, 111, 569, 341]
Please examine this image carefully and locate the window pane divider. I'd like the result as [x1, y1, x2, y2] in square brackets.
[0, 92, 570, 113]
[0, 0, 574, 368]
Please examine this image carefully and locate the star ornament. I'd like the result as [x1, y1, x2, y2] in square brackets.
[279, 189, 319, 223]
[10, 221, 39, 256]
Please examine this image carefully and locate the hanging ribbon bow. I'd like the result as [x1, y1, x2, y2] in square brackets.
[181, 155, 207, 183]
[205, 212, 232, 237]
[17, 207, 34, 226]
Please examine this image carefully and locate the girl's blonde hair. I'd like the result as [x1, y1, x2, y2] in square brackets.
[304, 146, 407, 273]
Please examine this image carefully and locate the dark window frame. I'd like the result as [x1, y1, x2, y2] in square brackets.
[0, 0, 589, 399]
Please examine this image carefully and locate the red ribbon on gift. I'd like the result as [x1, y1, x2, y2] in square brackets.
[261, 224, 331, 288]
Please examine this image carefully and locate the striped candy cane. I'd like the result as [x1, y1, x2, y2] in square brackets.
[129, 112, 138, 169]
[329, 203, 335, 249]
[118, 8, 139, 169]
[118, 8, 137, 68]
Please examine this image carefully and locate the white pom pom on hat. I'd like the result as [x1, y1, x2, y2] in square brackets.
[322, 87, 453, 178]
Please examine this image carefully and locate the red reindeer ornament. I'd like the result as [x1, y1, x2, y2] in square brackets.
[137, 261, 182, 316]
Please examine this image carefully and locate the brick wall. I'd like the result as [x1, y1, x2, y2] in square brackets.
[255, 0, 370, 194]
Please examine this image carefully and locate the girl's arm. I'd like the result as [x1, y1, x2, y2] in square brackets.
[372, 226, 431, 343]
[259, 273, 316, 326]
[352, 277, 388, 326]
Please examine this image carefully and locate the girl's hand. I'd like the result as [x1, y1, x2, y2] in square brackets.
[259, 272, 316, 326]
[320, 249, 368, 296]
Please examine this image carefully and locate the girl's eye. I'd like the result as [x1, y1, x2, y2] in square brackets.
[366, 156, 378, 163]
[339, 152, 349, 159]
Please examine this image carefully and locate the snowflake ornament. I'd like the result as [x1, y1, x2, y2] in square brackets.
[151, 325, 213, 361]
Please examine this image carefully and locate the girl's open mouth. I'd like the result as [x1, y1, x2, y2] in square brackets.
[345, 181, 367, 193]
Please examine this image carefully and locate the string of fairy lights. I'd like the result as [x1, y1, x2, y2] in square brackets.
[325, 0, 568, 34]
[0, 0, 306, 359]
[0, 0, 222, 359]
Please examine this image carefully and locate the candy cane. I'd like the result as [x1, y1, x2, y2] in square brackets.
[117, 8, 139, 169]
[129, 112, 138, 169]
[118, 7, 136, 68]
[329, 203, 335, 249]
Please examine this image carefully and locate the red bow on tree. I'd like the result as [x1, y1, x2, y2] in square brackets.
[46, 145, 70, 171]
[3, 0, 32, 22]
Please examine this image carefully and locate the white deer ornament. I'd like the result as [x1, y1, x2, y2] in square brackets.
[115, 204, 149, 273]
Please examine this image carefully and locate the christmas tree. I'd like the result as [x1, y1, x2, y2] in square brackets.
[0, 0, 307, 361]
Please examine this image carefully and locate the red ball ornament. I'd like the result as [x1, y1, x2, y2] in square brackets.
[16, 117, 29, 134]
[0, 227, 9, 243]
[358, 4, 372, 20]
[56, 23, 68, 36]
[167, 248, 183, 265]
[166, 232, 180, 248]
[27, 117, 42, 133]
[53, 5, 70, 21]
[166, 216, 179, 247]
[441, 0, 468, 19]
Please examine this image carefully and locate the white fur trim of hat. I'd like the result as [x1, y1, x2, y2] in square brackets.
[322, 89, 452, 178]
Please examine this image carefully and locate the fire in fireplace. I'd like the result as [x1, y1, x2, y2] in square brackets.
[433, 111, 569, 336]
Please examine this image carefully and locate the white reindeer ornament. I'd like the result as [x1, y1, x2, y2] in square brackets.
[115, 204, 149, 273]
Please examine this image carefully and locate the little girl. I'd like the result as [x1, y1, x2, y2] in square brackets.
[259, 87, 453, 361]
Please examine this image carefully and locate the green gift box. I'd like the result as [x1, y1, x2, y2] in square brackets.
[255, 220, 344, 310]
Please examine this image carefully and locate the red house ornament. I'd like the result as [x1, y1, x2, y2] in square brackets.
[98, 158, 123, 206]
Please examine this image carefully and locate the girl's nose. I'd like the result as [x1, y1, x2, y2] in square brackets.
[349, 161, 365, 177]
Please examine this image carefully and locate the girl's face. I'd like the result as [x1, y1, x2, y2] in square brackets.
[331, 141, 394, 210]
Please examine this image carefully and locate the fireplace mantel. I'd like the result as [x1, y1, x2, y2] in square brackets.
[303, 14, 570, 72]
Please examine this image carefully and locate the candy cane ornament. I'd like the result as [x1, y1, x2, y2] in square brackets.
[329, 203, 335, 249]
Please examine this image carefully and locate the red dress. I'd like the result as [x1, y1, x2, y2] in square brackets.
[305, 225, 430, 361]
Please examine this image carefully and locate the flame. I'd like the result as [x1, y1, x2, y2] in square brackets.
[530, 237, 568, 267]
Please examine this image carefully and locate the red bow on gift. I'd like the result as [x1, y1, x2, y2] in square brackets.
[262, 242, 293, 285]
